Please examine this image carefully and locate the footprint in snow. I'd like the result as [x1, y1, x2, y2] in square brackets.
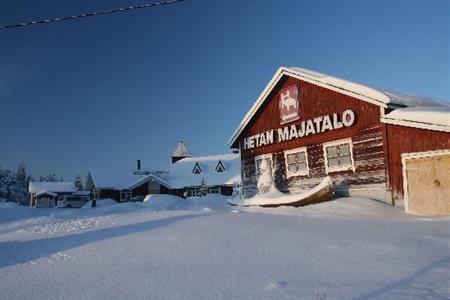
[266, 281, 288, 290]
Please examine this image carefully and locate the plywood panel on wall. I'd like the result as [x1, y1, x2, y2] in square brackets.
[404, 154, 450, 216]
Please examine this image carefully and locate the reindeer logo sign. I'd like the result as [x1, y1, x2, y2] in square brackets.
[279, 85, 300, 125]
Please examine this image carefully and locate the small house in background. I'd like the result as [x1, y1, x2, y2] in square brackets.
[85, 168, 171, 202]
[29, 182, 77, 208]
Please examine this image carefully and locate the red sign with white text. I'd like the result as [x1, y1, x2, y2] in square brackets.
[279, 85, 300, 125]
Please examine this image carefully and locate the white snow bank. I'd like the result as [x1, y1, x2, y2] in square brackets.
[82, 198, 118, 209]
[243, 196, 414, 220]
[229, 176, 332, 207]
[174, 194, 231, 211]
[142, 194, 182, 210]
[143, 194, 231, 212]
[381, 105, 450, 132]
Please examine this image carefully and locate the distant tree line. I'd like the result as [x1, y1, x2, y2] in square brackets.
[0, 162, 84, 205]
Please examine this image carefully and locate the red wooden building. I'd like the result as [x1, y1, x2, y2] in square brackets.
[228, 67, 450, 214]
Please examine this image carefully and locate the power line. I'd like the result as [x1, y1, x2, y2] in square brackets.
[0, 0, 186, 31]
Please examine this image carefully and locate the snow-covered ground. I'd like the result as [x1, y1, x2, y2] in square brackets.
[0, 196, 448, 300]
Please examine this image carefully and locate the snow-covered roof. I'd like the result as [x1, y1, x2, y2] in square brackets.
[228, 67, 447, 147]
[34, 191, 58, 197]
[88, 169, 170, 190]
[87, 153, 240, 191]
[381, 105, 450, 132]
[172, 141, 191, 158]
[29, 182, 76, 194]
[161, 153, 241, 189]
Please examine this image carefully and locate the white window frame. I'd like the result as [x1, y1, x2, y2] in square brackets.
[323, 138, 355, 174]
[120, 190, 131, 202]
[187, 187, 198, 198]
[254, 154, 273, 177]
[208, 186, 221, 194]
[284, 147, 309, 178]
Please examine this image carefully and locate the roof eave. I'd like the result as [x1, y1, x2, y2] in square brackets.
[380, 116, 450, 133]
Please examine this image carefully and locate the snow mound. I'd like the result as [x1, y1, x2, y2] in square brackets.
[244, 197, 412, 220]
[229, 176, 332, 207]
[174, 194, 231, 211]
[82, 198, 118, 209]
[143, 194, 182, 210]
[142, 194, 231, 212]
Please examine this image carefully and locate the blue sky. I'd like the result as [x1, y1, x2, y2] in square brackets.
[0, 0, 448, 180]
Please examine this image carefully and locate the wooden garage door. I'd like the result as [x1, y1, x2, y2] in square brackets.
[405, 154, 450, 216]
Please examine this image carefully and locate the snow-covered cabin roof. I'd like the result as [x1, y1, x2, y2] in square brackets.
[34, 191, 58, 197]
[29, 182, 76, 194]
[228, 66, 446, 147]
[88, 169, 170, 190]
[161, 153, 241, 189]
[381, 105, 450, 132]
[172, 141, 191, 158]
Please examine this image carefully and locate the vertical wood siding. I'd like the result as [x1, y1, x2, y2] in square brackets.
[385, 124, 450, 200]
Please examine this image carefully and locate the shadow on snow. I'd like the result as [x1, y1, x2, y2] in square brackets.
[0, 212, 214, 269]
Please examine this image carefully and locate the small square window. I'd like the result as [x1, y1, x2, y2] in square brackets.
[297, 152, 306, 162]
[339, 144, 350, 155]
[328, 157, 339, 167]
[327, 147, 338, 157]
[340, 155, 351, 165]
[288, 163, 298, 173]
[287, 154, 297, 164]
[323, 139, 355, 174]
[284, 147, 309, 178]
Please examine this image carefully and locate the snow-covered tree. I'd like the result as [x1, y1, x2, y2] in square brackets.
[199, 177, 208, 197]
[232, 181, 242, 200]
[46, 174, 58, 182]
[257, 158, 273, 195]
[0, 166, 16, 200]
[16, 162, 27, 183]
[12, 162, 29, 205]
[74, 175, 84, 190]
[0, 162, 30, 204]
